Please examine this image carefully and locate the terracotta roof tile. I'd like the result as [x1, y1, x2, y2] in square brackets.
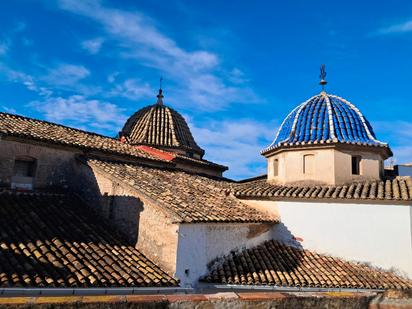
[203, 240, 412, 289]
[0, 112, 165, 163]
[0, 191, 177, 287]
[232, 178, 412, 202]
[121, 104, 205, 157]
[86, 158, 278, 223]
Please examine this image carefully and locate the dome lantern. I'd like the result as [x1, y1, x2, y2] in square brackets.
[262, 76, 392, 185]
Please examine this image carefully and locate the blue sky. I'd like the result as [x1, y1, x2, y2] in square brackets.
[0, 0, 411, 179]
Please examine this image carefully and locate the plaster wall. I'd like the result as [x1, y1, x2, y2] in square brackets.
[268, 148, 335, 184]
[243, 199, 412, 278]
[334, 149, 381, 184]
[267, 147, 383, 185]
[175, 222, 291, 287]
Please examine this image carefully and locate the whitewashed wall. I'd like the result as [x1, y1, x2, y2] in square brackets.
[244, 199, 412, 279]
[175, 222, 291, 287]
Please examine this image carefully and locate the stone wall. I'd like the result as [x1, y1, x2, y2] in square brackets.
[0, 139, 78, 189]
[75, 163, 179, 275]
[0, 291, 387, 308]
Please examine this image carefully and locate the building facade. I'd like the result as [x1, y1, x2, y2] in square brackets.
[0, 82, 411, 290]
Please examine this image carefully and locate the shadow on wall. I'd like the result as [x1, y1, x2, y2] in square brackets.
[0, 191, 149, 287]
[273, 222, 304, 250]
[65, 158, 145, 246]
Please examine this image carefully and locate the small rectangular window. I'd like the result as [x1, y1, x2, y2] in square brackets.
[273, 159, 279, 176]
[352, 156, 361, 175]
[303, 154, 315, 175]
[14, 160, 36, 177]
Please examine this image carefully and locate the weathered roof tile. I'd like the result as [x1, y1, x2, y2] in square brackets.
[86, 158, 278, 223]
[203, 240, 412, 289]
[231, 177, 412, 202]
[0, 112, 165, 163]
[0, 191, 177, 288]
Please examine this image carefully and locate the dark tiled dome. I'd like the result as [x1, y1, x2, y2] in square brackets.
[262, 92, 391, 156]
[120, 91, 204, 157]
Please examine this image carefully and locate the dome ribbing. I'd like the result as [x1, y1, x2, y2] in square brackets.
[262, 92, 391, 155]
[120, 102, 204, 157]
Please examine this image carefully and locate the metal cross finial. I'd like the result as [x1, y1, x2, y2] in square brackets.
[319, 64, 327, 91]
[156, 77, 164, 105]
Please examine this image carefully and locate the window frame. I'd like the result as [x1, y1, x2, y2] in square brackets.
[13, 157, 37, 178]
[351, 155, 361, 175]
[303, 154, 315, 175]
[273, 158, 279, 176]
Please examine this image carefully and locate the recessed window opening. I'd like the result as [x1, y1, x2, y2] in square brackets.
[351, 156, 361, 175]
[273, 159, 279, 176]
[13, 157, 36, 177]
[303, 154, 315, 175]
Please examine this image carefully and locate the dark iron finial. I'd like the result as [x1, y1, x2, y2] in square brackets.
[319, 64, 327, 90]
[156, 77, 164, 105]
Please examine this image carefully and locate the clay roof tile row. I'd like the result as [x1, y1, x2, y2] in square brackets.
[232, 178, 412, 202]
[0, 112, 165, 163]
[0, 191, 177, 288]
[204, 240, 412, 289]
[86, 158, 278, 223]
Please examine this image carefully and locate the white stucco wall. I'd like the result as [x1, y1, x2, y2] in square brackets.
[175, 222, 290, 287]
[244, 199, 412, 279]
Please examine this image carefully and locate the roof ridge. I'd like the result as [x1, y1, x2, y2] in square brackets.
[0, 112, 116, 140]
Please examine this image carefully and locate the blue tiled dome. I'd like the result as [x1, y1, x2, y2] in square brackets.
[262, 92, 390, 154]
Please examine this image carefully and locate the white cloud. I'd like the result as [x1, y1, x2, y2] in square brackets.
[110, 78, 153, 100]
[227, 68, 248, 84]
[188, 118, 278, 179]
[0, 65, 53, 97]
[81, 37, 104, 54]
[391, 146, 412, 165]
[373, 120, 412, 165]
[57, 0, 259, 110]
[377, 19, 412, 35]
[29, 94, 127, 132]
[1, 105, 16, 114]
[42, 63, 90, 87]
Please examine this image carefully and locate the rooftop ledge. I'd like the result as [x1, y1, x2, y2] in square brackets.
[1, 290, 411, 308]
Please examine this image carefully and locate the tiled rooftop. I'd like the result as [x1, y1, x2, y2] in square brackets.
[231, 177, 412, 202]
[204, 240, 412, 289]
[0, 191, 178, 287]
[0, 112, 226, 174]
[137, 145, 228, 171]
[86, 158, 278, 223]
[262, 93, 391, 155]
[0, 112, 166, 163]
[121, 103, 205, 157]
